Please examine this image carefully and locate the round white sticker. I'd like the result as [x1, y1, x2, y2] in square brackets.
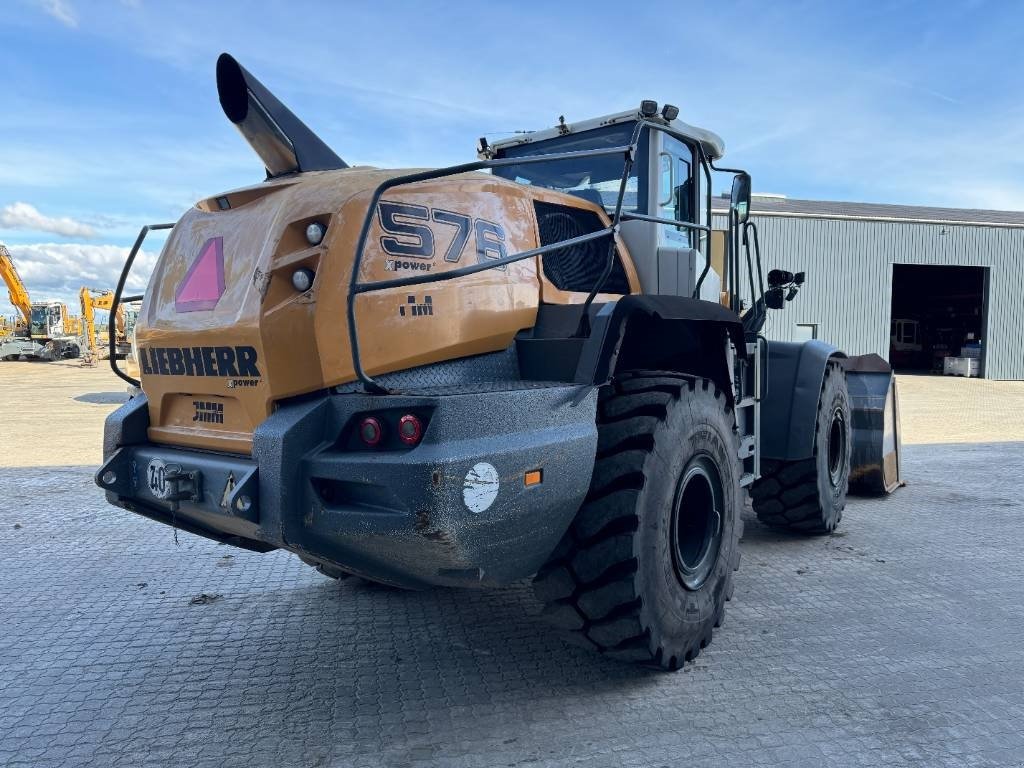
[146, 458, 172, 500]
[463, 462, 499, 514]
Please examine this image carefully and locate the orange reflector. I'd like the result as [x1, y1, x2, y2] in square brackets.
[525, 469, 543, 487]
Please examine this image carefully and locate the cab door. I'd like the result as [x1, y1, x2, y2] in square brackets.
[653, 133, 710, 299]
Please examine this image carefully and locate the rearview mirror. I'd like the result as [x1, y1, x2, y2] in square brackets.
[730, 173, 751, 224]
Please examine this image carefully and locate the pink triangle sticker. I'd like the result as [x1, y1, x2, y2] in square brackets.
[175, 236, 225, 312]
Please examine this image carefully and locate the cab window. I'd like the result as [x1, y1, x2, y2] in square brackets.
[657, 134, 694, 247]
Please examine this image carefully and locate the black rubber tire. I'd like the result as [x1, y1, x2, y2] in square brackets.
[751, 360, 851, 533]
[532, 373, 744, 670]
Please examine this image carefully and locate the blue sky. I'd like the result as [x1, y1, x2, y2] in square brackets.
[2, 0, 1022, 315]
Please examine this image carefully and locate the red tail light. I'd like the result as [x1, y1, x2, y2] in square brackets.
[358, 416, 383, 447]
[397, 414, 423, 446]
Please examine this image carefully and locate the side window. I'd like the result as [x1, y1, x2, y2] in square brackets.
[658, 135, 695, 247]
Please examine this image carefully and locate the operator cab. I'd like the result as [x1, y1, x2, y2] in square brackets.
[30, 303, 64, 339]
[486, 106, 726, 303]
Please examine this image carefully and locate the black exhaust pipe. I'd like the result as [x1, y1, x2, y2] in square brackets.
[216, 53, 347, 178]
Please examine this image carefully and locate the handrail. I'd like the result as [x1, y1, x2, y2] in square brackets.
[352, 228, 615, 295]
[107, 123, 745, 395]
[619, 212, 711, 232]
[109, 223, 174, 387]
[343, 129, 670, 392]
[345, 118, 725, 393]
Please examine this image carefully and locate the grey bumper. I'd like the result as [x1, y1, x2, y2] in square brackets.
[97, 385, 597, 588]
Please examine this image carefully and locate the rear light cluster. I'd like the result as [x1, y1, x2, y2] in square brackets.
[356, 412, 425, 448]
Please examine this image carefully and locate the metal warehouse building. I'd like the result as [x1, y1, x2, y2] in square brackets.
[714, 196, 1024, 380]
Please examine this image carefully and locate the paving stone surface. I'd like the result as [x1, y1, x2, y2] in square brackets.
[2, 437, 1023, 767]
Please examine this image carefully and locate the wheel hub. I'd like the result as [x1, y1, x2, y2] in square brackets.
[827, 408, 848, 488]
[671, 455, 725, 591]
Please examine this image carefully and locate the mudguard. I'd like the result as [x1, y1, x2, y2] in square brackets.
[845, 354, 904, 494]
[760, 339, 844, 461]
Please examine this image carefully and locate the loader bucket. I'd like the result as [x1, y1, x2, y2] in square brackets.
[845, 354, 904, 495]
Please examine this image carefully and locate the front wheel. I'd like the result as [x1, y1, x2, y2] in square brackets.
[752, 360, 851, 533]
[532, 374, 744, 670]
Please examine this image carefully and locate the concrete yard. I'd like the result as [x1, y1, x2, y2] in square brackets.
[1, 361, 1023, 767]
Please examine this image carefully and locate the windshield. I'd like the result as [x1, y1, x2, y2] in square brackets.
[493, 122, 646, 212]
[30, 306, 48, 336]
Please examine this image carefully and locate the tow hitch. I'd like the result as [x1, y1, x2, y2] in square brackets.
[147, 459, 203, 511]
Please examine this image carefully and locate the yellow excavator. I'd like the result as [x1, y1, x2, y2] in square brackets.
[1, 243, 83, 361]
[80, 286, 133, 364]
[0, 244, 32, 341]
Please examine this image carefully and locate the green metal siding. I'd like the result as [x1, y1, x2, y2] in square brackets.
[713, 213, 1024, 380]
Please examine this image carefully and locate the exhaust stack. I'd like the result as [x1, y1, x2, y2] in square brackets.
[216, 53, 347, 178]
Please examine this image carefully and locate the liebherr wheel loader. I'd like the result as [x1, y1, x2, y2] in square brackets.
[97, 54, 902, 670]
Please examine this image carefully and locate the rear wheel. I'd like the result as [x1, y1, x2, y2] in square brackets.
[532, 374, 744, 670]
[752, 360, 851, 533]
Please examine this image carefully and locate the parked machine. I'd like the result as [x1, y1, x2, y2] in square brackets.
[0, 243, 82, 361]
[24, 300, 80, 360]
[80, 286, 133, 364]
[1, 244, 32, 352]
[97, 55, 902, 670]
[890, 318, 923, 369]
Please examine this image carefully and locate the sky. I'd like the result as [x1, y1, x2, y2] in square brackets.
[2, 0, 1023, 319]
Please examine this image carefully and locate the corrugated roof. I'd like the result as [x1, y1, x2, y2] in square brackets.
[711, 195, 1024, 227]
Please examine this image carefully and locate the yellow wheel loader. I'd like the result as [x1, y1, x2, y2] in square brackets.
[97, 55, 901, 670]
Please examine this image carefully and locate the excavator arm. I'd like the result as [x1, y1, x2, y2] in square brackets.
[90, 290, 125, 336]
[80, 287, 97, 359]
[0, 245, 32, 330]
[80, 287, 124, 360]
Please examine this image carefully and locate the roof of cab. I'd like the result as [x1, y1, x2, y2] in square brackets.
[484, 106, 726, 161]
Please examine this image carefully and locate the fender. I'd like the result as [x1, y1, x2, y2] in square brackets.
[517, 296, 747, 402]
[760, 339, 845, 461]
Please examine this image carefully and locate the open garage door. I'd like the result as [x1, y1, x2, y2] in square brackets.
[889, 264, 988, 377]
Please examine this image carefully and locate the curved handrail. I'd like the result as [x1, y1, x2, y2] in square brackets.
[108, 223, 174, 387]
[345, 120, 716, 392]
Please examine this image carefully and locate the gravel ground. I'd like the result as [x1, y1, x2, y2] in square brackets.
[1, 362, 1023, 767]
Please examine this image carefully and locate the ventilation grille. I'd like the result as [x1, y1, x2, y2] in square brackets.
[533, 201, 629, 294]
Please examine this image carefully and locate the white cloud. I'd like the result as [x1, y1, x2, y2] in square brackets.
[0, 202, 97, 238]
[32, 0, 77, 27]
[1, 242, 158, 314]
